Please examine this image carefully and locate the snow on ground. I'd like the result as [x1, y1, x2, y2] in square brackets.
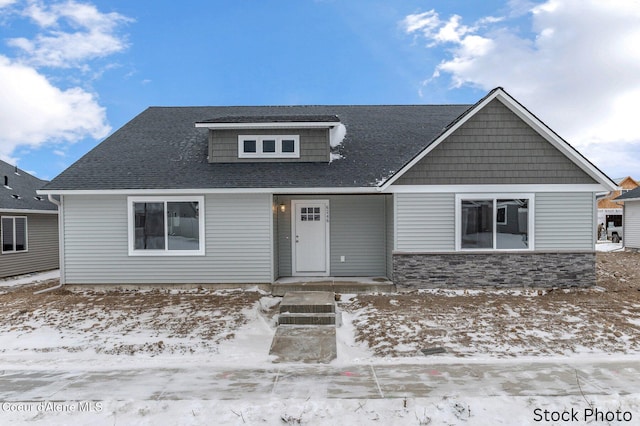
[3, 395, 639, 425]
[0, 269, 59, 287]
[596, 241, 624, 252]
[1, 254, 640, 425]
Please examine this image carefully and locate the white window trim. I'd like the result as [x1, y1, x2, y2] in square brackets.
[1, 216, 28, 254]
[454, 193, 535, 252]
[127, 196, 205, 256]
[238, 135, 300, 158]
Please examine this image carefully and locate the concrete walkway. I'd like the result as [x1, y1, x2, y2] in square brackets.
[1, 360, 638, 401]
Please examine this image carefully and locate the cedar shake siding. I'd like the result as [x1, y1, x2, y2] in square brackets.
[208, 128, 330, 163]
[395, 99, 597, 185]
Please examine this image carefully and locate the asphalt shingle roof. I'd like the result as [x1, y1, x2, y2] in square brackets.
[616, 186, 640, 201]
[0, 160, 57, 211]
[42, 105, 471, 191]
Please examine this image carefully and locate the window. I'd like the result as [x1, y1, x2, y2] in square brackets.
[128, 196, 205, 256]
[238, 135, 300, 158]
[1, 216, 27, 253]
[300, 207, 321, 222]
[456, 194, 533, 251]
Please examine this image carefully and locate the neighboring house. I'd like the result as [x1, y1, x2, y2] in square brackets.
[596, 176, 638, 237]
[615, 187, 640, 250]
[39, 88, 617, 289]
[0, 160, 59, 278]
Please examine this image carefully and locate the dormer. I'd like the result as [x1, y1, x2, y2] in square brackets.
[195, 115, 343, 163]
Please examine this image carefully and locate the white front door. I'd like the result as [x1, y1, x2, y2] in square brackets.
[292, 200, 330, 276]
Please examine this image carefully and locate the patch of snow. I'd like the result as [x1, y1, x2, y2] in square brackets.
[329, 152, 343, 163]
[0, 269, 60, 287]
[596, 242, 624, 252]
[329, 123, 346, 147]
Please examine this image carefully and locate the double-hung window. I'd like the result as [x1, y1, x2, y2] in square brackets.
[128, 196, 205, 256]
[1, 216, 27, 253]
[238, 135, 300, 158]
[456, 194, 534, 251]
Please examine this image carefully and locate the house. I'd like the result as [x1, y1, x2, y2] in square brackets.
[39, 88, 617, 289]
[615, 187, 640, 250]
[596, 176, 638, 238]
[1, 160, 59, 278]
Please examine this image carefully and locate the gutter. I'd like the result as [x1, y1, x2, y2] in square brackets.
[34, 194, 64, 294]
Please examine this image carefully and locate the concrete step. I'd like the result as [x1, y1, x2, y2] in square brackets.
[278, 312, 336, 325]
[272, 282, 395, 297]
[269, 325, 337, 363]
[280, 291, 335, 314]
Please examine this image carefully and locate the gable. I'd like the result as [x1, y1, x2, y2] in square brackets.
[394, 99, 597, 186]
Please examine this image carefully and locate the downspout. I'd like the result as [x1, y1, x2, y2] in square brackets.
[34, 194, 64, 294]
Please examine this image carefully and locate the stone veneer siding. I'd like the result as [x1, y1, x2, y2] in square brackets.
[393, 252, 595, 289]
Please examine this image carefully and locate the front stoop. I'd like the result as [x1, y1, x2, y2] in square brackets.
[269, 291, 338, 363]
[272, 280, 394, 297]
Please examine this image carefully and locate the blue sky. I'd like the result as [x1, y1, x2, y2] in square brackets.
[1, 0, 639, 181]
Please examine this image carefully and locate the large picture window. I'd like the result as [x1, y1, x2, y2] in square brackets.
[457, 195, 533, 251]
[1, 216, 27, 253]
[128, 197, 205, 256]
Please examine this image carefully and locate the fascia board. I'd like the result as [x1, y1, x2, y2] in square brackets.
[0, 209, 58, 214]
[387, 184, 608, 193]
[195, 122, 338, 129]
[37, 187, 380, 196]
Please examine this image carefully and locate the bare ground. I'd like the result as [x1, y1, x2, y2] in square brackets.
[0, 285, 264, 355]
[341, 251, 640, 357]
[1, 251, 639, 358]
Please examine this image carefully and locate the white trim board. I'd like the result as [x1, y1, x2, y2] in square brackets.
[39, 187, 380, 196]
[0, 209, 58, 214]
[387, 184, 608, 193]
[195, 122, 339, 129]
[38, 183, 610, 197]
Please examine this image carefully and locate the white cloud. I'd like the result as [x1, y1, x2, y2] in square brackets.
[0, 1, 131, 168]
[0, 55, 110, 160]
[403, 0, 640, 178]
[0, 0, 16, 8]
[9, 0, 132, 68]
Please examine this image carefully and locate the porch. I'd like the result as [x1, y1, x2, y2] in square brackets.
[272, 276, 394, 296]
[272, 194, 394, 283]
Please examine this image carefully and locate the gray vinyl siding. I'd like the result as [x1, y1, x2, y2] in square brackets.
[394, 192, 595, 252]
[395, 193, 455, 252]
[275, 195, 387, 277]
[395, 99, 596, 185]
[0, 212, 59, 278]
[535, 192, 595, 250]
[209, 128, 329, 163]
[62, 194, 272, 284]
[623, 201, 640, 249]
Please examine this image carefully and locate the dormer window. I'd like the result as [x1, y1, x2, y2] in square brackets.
[238, 135, 300, 158]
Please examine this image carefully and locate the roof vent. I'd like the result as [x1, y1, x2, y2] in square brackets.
[14, 166, 20, 176]
[34, 196, 43, 201]
[11, 194, 21, 199]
